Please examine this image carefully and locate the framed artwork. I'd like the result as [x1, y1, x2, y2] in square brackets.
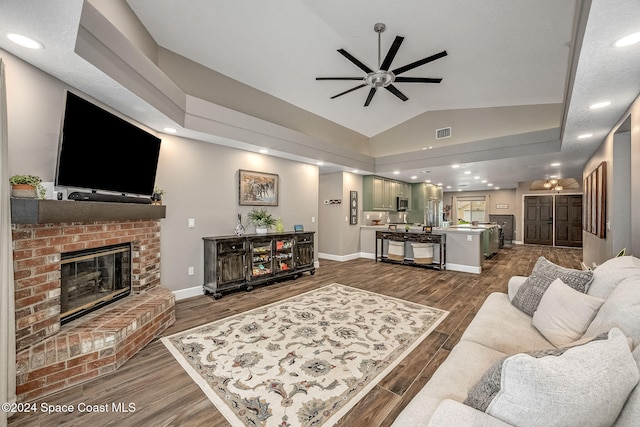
[294, 224, 304, 232]
[423, 226, 432, 233]
[239, 170, 279, 206]
[350, 191, 358, 225]
[388, 224, 397, 231]
[583, 161, 606, 238]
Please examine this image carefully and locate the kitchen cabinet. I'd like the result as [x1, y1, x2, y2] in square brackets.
[203, 232, 315, 299]
[363, 175, 412, 211]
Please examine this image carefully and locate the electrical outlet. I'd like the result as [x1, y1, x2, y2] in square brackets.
[188, 218, 195, 228]
[312, 216, 316, 223]
[188, 266, 194, 276]
[467, 235, 473, 242]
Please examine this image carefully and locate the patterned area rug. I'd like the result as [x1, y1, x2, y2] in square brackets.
[162, 283, 448, 426]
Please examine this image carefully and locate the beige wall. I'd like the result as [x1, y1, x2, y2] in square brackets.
[318, 172, 362, 258]
[3, 47, 319, 295]
[582, 94, 640, 266]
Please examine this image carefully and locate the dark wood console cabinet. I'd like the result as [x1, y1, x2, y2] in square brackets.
[203, 232, 315, 299]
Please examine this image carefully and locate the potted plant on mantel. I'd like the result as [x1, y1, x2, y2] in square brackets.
[10, 175, 46, 199]
[151, 186, 165, 205]
[248, 207, 277, 234]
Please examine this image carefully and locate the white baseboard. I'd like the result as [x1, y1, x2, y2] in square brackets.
[446, 263, 481, 274]
[513, 240, 524, 245]
[173, 285, 204, 301]
[359, 252, 375, 260]
[318, 252, 361, 262]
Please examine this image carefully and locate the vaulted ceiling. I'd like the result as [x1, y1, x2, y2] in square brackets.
[1, 0, 639, 190]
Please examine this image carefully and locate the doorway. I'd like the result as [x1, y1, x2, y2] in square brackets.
[524, 195, 583, 247]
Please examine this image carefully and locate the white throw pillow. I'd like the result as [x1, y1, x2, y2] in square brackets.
[584, 276, 640, 348]
[589, 255, 640, 299]
[532, 278, 605, 347]
[485, 328, 639, 427]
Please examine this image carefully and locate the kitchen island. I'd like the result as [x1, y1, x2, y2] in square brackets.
[361, 224, 500, 274]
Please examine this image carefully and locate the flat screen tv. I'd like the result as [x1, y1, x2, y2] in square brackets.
[56, 91, 161, 196]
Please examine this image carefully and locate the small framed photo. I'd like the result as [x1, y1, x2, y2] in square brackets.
[239, 169, 279, 206]
[423, 226, 432, 233]
[294, 224, 304, 232]
[388, 224, 397, 231]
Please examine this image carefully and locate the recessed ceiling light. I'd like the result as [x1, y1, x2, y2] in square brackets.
[474, 176, 480, 180]
[550, 175, 558, 178]
[481, 180, 487, 183]
[393, 171, 400, 175]
[446, 185, 452, 189]
[590, 101, 611, 109]
[411, 175, 417, 180]
[5, 32, 44, 49]
[352, 169, 359, 173]
[259, 149, 269, 154]
[316, 161, 324, 166]
[550, 162, 561, 167]
[464, 170, 471, 175]
[436, 182, 443, 186]
[425, 179, 431, 183]
[163, 127, 177, 133]
[458, 189, 462, 192]
[494, 187, 500, 190]
[614, 32, 640, 47]
[451, 164, 460, 169]
[488, 183, 493, 187]
[577, 133, 593, 139]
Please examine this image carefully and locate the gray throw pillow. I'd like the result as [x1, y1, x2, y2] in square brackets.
[511, 256, 593, 316]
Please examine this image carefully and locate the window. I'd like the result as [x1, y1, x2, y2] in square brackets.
[456, 198, 486, 224]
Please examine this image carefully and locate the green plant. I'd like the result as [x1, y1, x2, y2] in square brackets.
[10, 174, 45, 199]
[248, 208, 277, 228]
[153, 186, 166, 196]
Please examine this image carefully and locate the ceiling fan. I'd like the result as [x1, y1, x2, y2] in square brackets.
[316, 23, 447, 107]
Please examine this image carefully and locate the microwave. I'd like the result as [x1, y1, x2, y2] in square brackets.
[396, 196, 409, 211]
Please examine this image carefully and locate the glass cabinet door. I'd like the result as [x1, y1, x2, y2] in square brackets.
[250, 240, 273, 279]
[274, 238, 294, 274]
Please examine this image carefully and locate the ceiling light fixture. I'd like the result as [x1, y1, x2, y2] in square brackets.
[543, 178, 563, 192]
[393, 171, 400, 175]
[5, 32, 44, 49]
[451, 164, 460, 168]
[259, 149, 269, 154]
[550, 162, 561, 167]
[590, 101, 611, 109]
[614, 32, 640, 47]
[577, 133, 593, 139]
[163, 127, 177, 133]
[316, 161, 324, 166]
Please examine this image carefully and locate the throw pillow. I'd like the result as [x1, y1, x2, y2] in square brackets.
[464, 328, 639, 427]
[588, 255, 640, 299]
[511, 256, 593, 316]
[584, 276, 640, 348]
[532, 278, 604, 347]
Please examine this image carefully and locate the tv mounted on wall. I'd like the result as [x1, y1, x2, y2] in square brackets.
[56, 91, 161, 197]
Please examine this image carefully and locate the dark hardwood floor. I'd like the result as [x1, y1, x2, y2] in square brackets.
[9, 244, 583, 427]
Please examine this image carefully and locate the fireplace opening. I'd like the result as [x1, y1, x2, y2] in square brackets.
[60, 243, 132, 324]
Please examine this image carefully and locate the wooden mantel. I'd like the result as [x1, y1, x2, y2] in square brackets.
[10, 198, 166, 224]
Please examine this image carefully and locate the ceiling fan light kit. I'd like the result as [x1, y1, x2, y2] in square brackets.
[316, 23, 447, 106]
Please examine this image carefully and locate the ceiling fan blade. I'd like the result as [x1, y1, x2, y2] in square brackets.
[394, 77, 443, 83]
[337, 49, 373, 73]
[316, 77, 364, 81]
[385, 84, 409, 102]
[364, 88, 377, 106]
[380, 36, 404, 71]
[392, 50, 448, 75]
[330, 84, 367, 99]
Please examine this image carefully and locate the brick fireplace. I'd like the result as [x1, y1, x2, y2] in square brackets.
[11, 200, 175, 402]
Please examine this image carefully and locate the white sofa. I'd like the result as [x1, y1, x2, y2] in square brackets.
[393, 256, 640, 427]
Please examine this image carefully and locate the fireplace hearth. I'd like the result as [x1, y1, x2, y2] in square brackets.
[60, 243, 132, 324]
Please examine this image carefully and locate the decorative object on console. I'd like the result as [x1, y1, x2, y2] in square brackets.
[10, 174, 45, 199]
[293, 224, 304, 232]
[248, 207, 276, 234]
[238, 169, 279, 206]
[163, 283, 448, 427]
[233, 213, 245, 236]
[275, 217, 285, 232]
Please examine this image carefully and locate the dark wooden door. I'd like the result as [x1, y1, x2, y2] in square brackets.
[555, 195, 583, 247]
[524, 196, 554, 245]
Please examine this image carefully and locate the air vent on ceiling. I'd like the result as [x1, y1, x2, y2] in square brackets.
[436, 127, 451, 139]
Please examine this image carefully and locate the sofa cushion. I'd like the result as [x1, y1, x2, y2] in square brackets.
[465, 328, 639, 427]
[588, 255, 640, 299]
[615, 345, 640, 426]
[391, 340, 506, 427]
[461, 293, 552, 354]
[511, 257, 593, 316]
[584, 276, 640, 347]
[532, 278, 604, 347]
[427, 399, 512, 427]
